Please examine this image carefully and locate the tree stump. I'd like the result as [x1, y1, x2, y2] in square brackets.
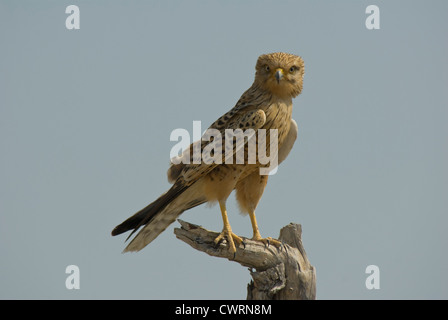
[174, 219, 316, 300]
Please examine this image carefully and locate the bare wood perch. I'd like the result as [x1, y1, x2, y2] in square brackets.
[174, 219, 316, 300]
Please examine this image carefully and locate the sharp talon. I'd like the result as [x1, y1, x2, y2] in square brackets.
[214, 229, 242, 255]
[232, 252, 236, 260]
[242, 239, 247, 249]
[214, 236, 223, 248]
[252, 236, 283, 249]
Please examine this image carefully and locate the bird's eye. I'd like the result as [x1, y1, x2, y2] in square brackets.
[265, 65, 270, 72]
[289, 66, 296, 73]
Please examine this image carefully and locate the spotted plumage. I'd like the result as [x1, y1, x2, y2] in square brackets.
[112, 52, 305, 253]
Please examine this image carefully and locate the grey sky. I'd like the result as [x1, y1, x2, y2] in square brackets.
[1, 0, 447, 299]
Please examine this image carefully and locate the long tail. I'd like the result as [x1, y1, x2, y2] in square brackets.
[111, 181, 206, 253]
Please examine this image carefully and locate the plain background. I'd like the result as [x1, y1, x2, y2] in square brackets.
[1, 0, 447, 299]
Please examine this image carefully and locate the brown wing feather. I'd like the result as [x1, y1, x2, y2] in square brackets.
[175, 88, 269, 184]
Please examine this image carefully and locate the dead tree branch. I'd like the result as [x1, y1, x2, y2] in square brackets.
[174, 219, 316, 300]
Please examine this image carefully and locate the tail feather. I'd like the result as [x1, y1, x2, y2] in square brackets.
[111, 200, 158, 238]
[111, 182, 186, 238]
[111, 181, 206, 253]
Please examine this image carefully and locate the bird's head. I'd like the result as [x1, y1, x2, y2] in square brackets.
[254, 52, 305, 99]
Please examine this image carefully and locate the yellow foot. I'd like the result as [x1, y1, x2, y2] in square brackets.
[214, 229, 244, 254]
[252, 235, 282, 249]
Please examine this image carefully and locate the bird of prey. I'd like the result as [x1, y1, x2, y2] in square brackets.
[112, 52, 305, 254]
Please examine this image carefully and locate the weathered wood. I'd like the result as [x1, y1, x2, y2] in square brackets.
[174, 219, 316, 300]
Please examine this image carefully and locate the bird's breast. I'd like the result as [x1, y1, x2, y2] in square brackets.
[262, 101, 293, 147]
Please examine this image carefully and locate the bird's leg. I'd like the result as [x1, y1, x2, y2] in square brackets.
[214, 200, 243, 254]
[248, 209, 282, 248]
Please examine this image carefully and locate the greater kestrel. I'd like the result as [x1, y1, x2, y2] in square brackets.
[112, 52, 305, 254]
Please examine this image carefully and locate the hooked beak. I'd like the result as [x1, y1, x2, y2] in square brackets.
[275, 68, 284, 83]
